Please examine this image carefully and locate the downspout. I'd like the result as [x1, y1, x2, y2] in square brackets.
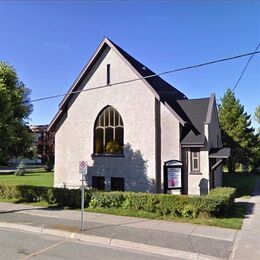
[155, 98, 161, 193]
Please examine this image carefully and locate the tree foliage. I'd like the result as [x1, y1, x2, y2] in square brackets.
[255, 105, 260, 124]
[255, 105, 260, 134]
[0, 62, 33, 164]
[218, 89, 258, 172]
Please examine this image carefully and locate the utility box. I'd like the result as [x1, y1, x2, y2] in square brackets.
[163, 160, 183, 194]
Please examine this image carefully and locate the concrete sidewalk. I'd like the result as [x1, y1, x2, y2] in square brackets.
[0, 201, 237, 259]
[230, 179, 260, 260]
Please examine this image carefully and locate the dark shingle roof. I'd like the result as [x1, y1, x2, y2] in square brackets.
[109, 39, 192, 125]
[209, 147, 230, 158]
[177, 98, 210, 146]
[109, 39, 187, 100]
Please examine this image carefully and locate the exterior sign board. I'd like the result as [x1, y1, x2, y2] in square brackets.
[167, 167, 181, 189]
[163, 160, 183, 194]
[79, 161, 88, 175]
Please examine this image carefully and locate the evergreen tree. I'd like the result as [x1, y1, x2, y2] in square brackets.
[218, 89, 256, 172]
[255, 105, 260, 124]
[252, 105, 260, 169]
[0, 62, 33, 164]
[255, 105, 260, 133]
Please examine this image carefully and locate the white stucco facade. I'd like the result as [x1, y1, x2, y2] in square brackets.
[51, 38, 226, 195]
[54, 46, 159, 191]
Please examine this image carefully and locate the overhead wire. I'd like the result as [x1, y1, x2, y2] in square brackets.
[232, 42, 260, 92]
[23, 50, 260, 105]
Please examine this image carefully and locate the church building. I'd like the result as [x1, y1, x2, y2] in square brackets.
[48, 37, 229, 195]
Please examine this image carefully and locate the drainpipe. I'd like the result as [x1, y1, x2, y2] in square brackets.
[155, 98, 161, 193]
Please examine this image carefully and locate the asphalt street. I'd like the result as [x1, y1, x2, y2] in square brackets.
[0, 210, 232, 259]
[0, 228, 177, 260]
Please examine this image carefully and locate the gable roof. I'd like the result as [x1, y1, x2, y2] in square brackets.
[48, 37, 188, 132]
[109, 39, 187, 100]
[178, 97, 210, 146]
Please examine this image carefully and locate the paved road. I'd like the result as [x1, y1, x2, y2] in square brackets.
[0, 209, 234, 259]
[0, 227, 176, 260]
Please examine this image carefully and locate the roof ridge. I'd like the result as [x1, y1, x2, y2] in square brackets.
[107, 38, 187, 100]
[48, 38, 188, 131]
[177, 97, 210, 102]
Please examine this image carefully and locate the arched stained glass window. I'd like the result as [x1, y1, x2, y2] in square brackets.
[94, 106, 124, 154]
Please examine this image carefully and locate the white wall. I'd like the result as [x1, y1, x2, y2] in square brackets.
[160, 103, 181, 191]
[54, 45, 157, 192]
[186, 147, 210, 195]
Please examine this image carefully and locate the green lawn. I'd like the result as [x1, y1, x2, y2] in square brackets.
[0, 169, 53, 187]
[223, 172, 258, 198]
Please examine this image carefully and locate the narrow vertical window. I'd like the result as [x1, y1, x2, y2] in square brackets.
[190, 148, 200, 173]
[107, 64, 110, 85]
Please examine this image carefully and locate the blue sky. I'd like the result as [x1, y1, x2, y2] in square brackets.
[0, 1, 259, 129]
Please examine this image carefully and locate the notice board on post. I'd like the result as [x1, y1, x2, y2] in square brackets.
[163, 160, 183, 194]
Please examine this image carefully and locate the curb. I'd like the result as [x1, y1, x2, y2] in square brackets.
[0, 222, 224, 260]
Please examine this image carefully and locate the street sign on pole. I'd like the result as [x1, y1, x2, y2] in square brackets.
[79, 161, 88, 175]
[79, 161, 88, 231]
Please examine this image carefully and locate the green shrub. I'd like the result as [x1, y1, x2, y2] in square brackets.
[156, 194, 182, 216]
[45, 159, 54, 172]
[44, 187, 91, 207]
[123, 193, 158, 212]
[15, 160, 27, 176]
[0, 185, 20, 199]
[206, 187, 236, 215]
[0, 185, 236, 218]
[15, 185, 48, 202]
[90, 191, 125, 208]
[0, 185, 91, 207]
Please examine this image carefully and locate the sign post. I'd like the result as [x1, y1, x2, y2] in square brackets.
[79, 161, 88, 231]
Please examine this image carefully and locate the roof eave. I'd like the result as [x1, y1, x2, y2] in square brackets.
[47, 109, 62, 132]
[48, 37, 111, 131]
[181, 143, 205, 148]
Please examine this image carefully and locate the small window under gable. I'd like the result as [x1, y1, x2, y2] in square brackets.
[107, 64, 110, 85]
[94, 106, 124, 155]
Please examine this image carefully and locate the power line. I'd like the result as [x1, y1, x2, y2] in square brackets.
[26, 50, 260, 105]
[232, 43, 260, 92]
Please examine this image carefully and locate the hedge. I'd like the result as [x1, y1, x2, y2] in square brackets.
[0, 184, 236, 217]
[0, 185, 92, 208]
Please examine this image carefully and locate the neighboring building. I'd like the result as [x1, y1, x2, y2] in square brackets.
[29, 125, 55, 164]
[48, 37, 229, 195]
[9, 124, 55, 165]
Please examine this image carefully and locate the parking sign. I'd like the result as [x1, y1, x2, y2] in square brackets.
[79, 161, 88, 175]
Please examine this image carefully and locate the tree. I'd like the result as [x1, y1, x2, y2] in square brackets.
[0, 62, 33, 164]
[255, 105, 260, 134]
[218, 89, 256, 172]
[255, 105, 260, 124]
[252, 105, 260, 168]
